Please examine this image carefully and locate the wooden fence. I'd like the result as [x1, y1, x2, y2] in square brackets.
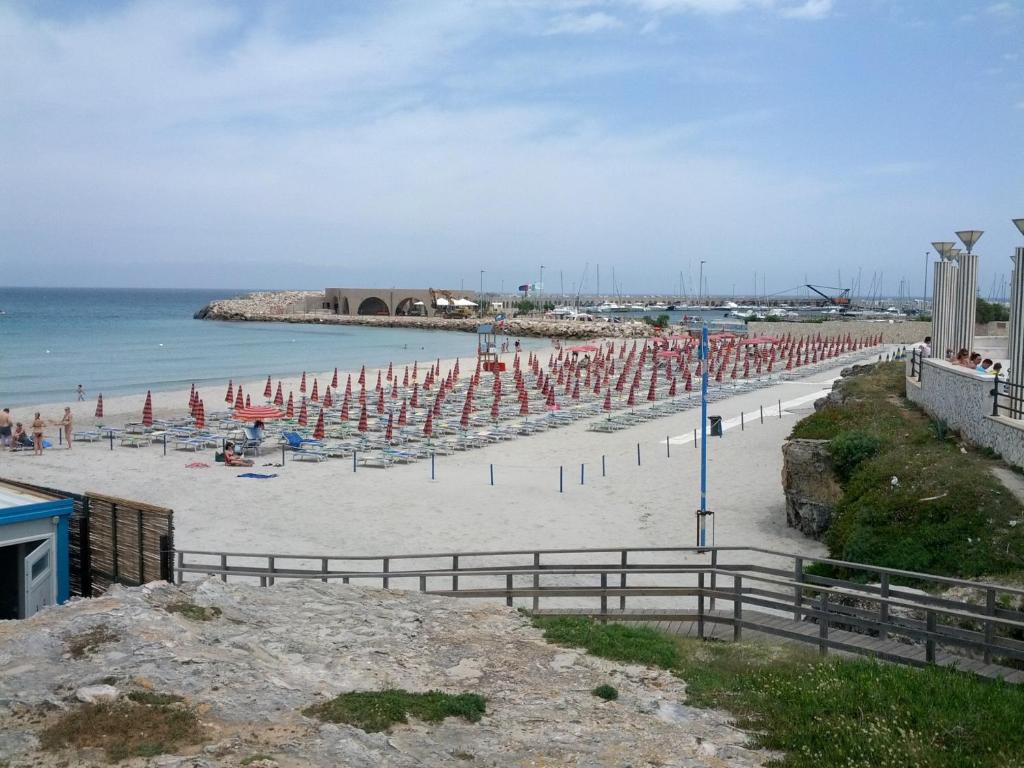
[0, 477, 174, 596]
[175, 545, 1024, 683]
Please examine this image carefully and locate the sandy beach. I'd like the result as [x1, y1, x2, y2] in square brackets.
[0, 341, 895, 572]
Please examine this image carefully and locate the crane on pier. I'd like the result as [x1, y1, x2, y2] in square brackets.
[804, 284, 851, 307]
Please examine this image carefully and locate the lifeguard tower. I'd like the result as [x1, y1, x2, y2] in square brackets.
[477, 324, 505, 372]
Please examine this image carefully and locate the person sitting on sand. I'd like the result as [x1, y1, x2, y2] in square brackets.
[223, 441, 254, 467]
[11, 422, 33, 450]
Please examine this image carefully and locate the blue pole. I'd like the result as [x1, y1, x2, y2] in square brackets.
[699, 323, 709, 547]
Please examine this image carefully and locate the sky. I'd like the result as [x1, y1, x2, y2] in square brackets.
[1, 0, 1022, 297]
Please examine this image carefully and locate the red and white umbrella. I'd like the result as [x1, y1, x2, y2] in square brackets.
[376, 389, 385, 415]
[603, 389, 612, 412]
[519, 394, 529, 417]
[94, 394, 104, 418]
[403, 367, 409, 387]
[245, 394, 251, 408]
[358, 365, 366, 385]
[142, 390, 153, 427]
[313, 410, 325, 440]
[385, 412, 394, 442]
[274, 381, 284, 406]
[300, 372, 307, 393]
[225, 380, 234, 404]
[232, 404, 284, 422]
[297, 399, 308, 426]
[234, 386, 244, 410]
[263, 376, 272, 399]
[311, 379, 319, 402]
[358, 405, 368, 432]
[410, 384, 419, 408]
[423, 409, 433, 438]
[341, 393, 350, 421]
[194, 399, 206, 430]
[398, 399, 408, 426]
[286, 392, 295, 418]
[323, 388, 333, 408]
[386, 362, 393, 381]
[331, 367, 339, 389]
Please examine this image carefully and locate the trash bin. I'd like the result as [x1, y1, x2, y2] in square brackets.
[709, 415, 723, 437]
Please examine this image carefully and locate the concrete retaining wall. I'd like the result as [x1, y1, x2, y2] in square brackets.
[906, 358, 1024, 467]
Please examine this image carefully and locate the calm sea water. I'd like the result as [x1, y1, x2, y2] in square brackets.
[0, 288, 549, 407]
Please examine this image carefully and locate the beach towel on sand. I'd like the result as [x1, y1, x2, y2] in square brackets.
[186, 462, 210, 469]
[237, 472, 278, 479]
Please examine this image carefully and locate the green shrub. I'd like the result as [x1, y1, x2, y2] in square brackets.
[828, 430, 882, 481]
[592, 684, 618, 701]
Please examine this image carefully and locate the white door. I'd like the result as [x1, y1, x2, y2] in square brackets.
[23, 537, 55, 619]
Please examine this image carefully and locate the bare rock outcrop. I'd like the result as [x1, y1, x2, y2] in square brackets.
[0, 579, 769, 767]
[781, 439, 843, 539]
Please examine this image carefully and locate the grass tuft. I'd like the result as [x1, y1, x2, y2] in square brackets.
[65, 626, 119, 659]
[39, 691, 205, 762]
[534, 615, 1024, 768]
[165, 602, 222, 621]
[592, 684, 618, 701]
[303, 689, 486, 733]
[532, 616, 680, 668]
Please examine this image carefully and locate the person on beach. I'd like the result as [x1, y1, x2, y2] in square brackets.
[918, 336, 931, 357]
[31, 412, 45, 455]
[76, 384, 85, 401]
[514, 339, 521, 353]
[12, 423, 33, 450]
[57, 407, 73, 449]
[223, 441, 254, 467]
[0, 408, 11, 448]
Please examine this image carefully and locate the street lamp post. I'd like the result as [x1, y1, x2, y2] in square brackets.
[539, 265, 545, 316]
[479, 270, 485, 318]
[697, 323, 711, 548]
[923, 251, 930, 305]
[698, 260, 706, 308]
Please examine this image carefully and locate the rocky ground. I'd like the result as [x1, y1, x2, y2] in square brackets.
[195, 291, 932, 342]
[0, 579, 769, 767]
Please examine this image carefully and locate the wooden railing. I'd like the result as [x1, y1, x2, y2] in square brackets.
[175, 545, 1024, 679]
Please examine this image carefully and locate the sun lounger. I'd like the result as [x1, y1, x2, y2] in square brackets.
[290, 448, 327, 462]
[72, 430, 102, 442]
[358, 452, 392, 468]
[120, 435, 152, 447]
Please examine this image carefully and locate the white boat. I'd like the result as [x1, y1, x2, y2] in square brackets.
[594, 301, 622, 313]
[721, 301, 739, 309]
[648, 302, 669, 311]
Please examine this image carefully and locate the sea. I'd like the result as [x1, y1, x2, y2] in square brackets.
[0, 288, 559, 407]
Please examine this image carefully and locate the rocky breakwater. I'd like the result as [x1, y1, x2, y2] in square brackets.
[0, 578, 768, 767]
[196, 291, 658, 339]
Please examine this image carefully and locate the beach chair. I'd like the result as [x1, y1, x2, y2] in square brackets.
[280, 431, 328, 461]
[358, 452, 393, 468]
[238, 426, 264, 456]
[72, 430, 102, 442]
[120, 434, 152, 448]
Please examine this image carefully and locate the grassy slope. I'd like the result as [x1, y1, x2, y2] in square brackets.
[534, 616, 1024, 768]
[791, 362, 1024, 578]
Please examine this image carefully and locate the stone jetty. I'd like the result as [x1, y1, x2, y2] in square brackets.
[0, 578, 768, 767]
[195, 291, 933, 342]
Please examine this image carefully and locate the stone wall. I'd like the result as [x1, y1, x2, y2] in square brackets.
[749, 319, 929, 344]
[906, 358, 1024, 468]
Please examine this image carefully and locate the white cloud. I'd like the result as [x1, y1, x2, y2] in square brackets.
[545, 11, 623, 34]
[779, 0, 833, 20]
[986, 2, 1017, 17]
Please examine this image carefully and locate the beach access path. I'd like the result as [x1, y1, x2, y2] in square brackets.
[0, 348, 882, 567]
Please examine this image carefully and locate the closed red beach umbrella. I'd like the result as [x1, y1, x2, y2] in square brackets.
[627, 386, 637, 407]
[491, 394, 500, 420]
[376, 389, 385, 415]
[313, 410, 325, 440]
[286, 392, 294, 418]
[142, 390, 153, 427]
[398, 399, 408, 426]
[391, 379, 398, 399]
[603, 388, 612, 412]
[300, 372, 307, 393]
[264, 376, 272, 399]
[245, 394, 251, 408]
[358, 405, 368, 432]
[235, 387, 244, 410]
[412, 361, 418, 381]
[410, 384, 419, 408]
[345, 374, 352, 396]
[385, 412, 394, 441]
[225, 380, 234, 404]
[423, 409, 433, 437]
[403, 367, 409, 387]
[323, 388, 333, 408]
[668, 378, 677, 396]
[95, 394, 104, 418]
[375, 371, 382, 391]
[519, 394, 529, 417]
[274, 381, 284, 406]
[387, 362, 393, 381]
[195, 399, 205, 430]
[331, 367, 339, 389]
[341, 393, 350, 420]
[298, 399, 308, 426]
[461, 406, 471, 430]
[311, 379, 319, 402]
